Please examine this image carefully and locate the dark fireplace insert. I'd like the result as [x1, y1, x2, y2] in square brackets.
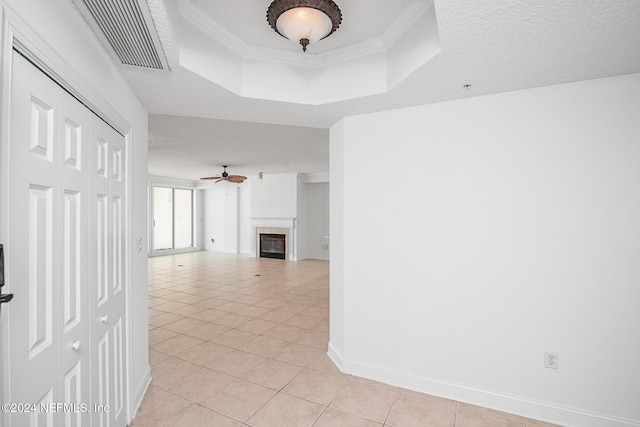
[260, 233, 286, 259]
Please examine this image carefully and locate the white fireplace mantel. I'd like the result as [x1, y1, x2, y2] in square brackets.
[250, 217, 296, 228]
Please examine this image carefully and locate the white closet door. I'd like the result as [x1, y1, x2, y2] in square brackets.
[90, 116, 127, 427]
[8, 50, 92, 427]
[7, 51, 127, 427]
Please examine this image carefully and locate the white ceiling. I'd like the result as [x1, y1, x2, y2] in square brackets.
[148, 114, 328, 180]
[114, 0, 640, 181]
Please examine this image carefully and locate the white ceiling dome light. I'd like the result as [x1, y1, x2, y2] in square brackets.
[267, 0, 343, 52]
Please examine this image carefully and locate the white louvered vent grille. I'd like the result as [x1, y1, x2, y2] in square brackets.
[81, 0, 164, 69]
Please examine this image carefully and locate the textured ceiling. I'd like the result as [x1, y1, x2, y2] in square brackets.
[119, 0, 640, 181]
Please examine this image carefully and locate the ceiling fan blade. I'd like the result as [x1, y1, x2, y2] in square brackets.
[227, 175, 247, 183]
[214, 178, 224, 183]
[200, 176, 222, 180]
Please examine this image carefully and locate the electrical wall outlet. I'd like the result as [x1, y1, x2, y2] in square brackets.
[545, 352, 558, 369]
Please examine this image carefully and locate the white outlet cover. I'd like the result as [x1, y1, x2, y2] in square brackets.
[545, 352, 558, 369]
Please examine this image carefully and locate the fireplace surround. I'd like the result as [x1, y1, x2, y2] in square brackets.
[251, 218, 295, 260]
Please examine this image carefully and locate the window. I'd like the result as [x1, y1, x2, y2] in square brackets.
[153, 186, 193, 251]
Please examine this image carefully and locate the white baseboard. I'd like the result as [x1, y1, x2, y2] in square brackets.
[326, 343, 638, 427]
[130, 365, 151, 423]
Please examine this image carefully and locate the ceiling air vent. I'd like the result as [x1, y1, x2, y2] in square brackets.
[72, 0, 169, 70]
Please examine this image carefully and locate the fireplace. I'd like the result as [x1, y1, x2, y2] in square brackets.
[260, 233, 286, 259]
[252, 220, 294, 261]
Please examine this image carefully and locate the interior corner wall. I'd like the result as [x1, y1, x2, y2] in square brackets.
[329, 74, 640, 426]
[0, 0, 149, 420]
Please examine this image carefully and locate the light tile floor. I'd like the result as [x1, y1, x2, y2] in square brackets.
[132, 251, 558, 427]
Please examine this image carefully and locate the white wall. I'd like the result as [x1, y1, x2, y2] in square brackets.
[250, 173, 297, 218]
[329, 74, 640, 426]
[0, 0, 149, 419]
[238, 184, 251, 254]
[302, 182, 330, 260]
[202, 186, 238, 253]
[297, 175, 307, 259]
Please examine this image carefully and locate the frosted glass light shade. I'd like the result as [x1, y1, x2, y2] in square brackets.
[276, 7, 333, 44]
[267, 0, 342, 52]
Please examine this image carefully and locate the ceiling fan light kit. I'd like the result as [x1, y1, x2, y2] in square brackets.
[267, 0, 342, 52]
[200, 165, 247, 183]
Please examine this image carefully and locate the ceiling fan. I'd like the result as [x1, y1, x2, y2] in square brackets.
[201, 165, 247, 183]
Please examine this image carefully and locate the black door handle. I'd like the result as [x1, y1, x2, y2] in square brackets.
[0, 293, 13, 304]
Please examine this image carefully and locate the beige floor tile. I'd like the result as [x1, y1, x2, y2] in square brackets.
[301, 306, 329, 318]
[243, 358, 303, 390]
[254, 299, 285, 309]
[294, 330, 329, 349]
[163, 317, 207, 334]
[283, 368, 347, 405]
[239, 335, 289, 357]
[236, 318, 278, 334]
[174, 341, 231, 366]
[149, 349, 171, 366]
[194, 298, 227, 309]
[151, 334, 204, 356]
[307, 354, 348, 376]
[149, 297, 170, 308]
[207, 349, 266, 377]
[263, 324, 307, 341]
[217, 291, 247, 301]
[278, 302, 312, 313]
[149, 312, 184, 327]
[272, 342, 325, 367]
[259, 310, 295, 323]
[130, 390, 195, 426]
[330, 376, 398, 423]
[155, 301, 192, 313]
[314, 408, 383, 427]
[170, 405, 241, 427]
[216, 301, 251, 313]
[210, 329, 259, 349]
[237, 305, 273, 318]
[148, 308, 164, 317]
[171, 304, 209, 317]
[189, 308, 229, 322]
[213, 313, 253, 328]
[386, 389, 456, 427]
[182, 322, 230, 341]
[165, 367, 236, 403]
[284, 314, 323, 329]
[202, 379, 276, 422]
[234, 295, 264, 305]
[151, 357, 201, 389]
[455, 403, 526, 427]
[246, 393, 324, 427]
[150, 288, 174, 298]
[174, 293, 209, 304]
